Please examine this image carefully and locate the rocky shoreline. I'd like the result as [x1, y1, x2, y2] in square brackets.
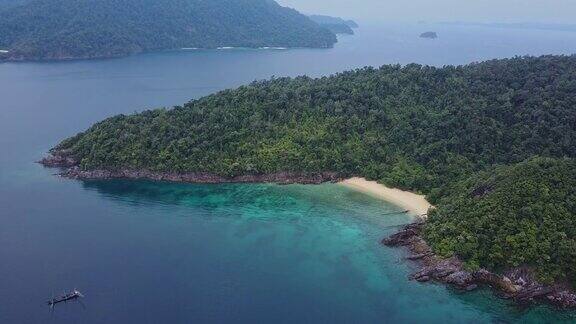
[383, 222, 576, 309]
[39, 152, 343, 185]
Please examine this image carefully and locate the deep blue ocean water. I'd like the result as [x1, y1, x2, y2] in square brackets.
[1, 23, 576, 323]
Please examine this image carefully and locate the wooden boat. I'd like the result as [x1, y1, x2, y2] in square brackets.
[47, 290, 84, 308]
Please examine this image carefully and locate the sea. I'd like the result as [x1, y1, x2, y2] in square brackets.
[1, 23, 576, 323]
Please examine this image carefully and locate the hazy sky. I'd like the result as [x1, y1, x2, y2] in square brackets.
[278, 0, 576, 24]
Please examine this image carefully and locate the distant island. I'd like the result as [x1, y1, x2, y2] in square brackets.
[309, 15, 359, 35]
[40, 55, 576, 308]
[420, 31, 438, 39]
[0, 0, 337, 61]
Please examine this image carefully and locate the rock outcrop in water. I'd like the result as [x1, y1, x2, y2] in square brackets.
[39, 151, 342, 184]
[383, 223, 576, 308]
[39, 150, 78, 168]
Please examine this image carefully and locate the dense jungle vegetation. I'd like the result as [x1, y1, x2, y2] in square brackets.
[54, 55, 576, 284]
[425, 157, 576, 284]
[0, 0, 336, 60]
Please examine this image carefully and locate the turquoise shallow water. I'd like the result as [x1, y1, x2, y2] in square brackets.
[1, 175, 575, 322]
[1, 23, 576, 323]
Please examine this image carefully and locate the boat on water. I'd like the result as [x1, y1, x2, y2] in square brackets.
[47, 290, 84, 308]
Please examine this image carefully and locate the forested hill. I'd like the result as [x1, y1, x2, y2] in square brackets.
[55, 55, 576, 189]
[425, 157, 576, 284]
[51, 55, 576, 284]
[0, 0, 336, 61]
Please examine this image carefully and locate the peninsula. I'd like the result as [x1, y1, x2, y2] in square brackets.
[309, 15, 359, 35]
[41, 55, 576, 308]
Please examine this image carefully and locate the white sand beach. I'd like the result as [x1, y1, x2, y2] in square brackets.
[340, 177, 433, 218]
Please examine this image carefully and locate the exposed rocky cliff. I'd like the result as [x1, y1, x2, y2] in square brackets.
[383, 223, 576, 308]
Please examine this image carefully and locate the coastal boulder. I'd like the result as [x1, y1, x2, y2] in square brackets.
[39, 152, 78, 168]
[444, 271, 475, 288]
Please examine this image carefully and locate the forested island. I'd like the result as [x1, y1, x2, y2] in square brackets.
[309, 15, 359, 35]
[42, 55, 576, 307]
[0, 0, 337, 61]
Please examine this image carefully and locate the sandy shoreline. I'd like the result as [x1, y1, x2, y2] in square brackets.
[40, 152, 433, 216]
[339, 177, 433, 217]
